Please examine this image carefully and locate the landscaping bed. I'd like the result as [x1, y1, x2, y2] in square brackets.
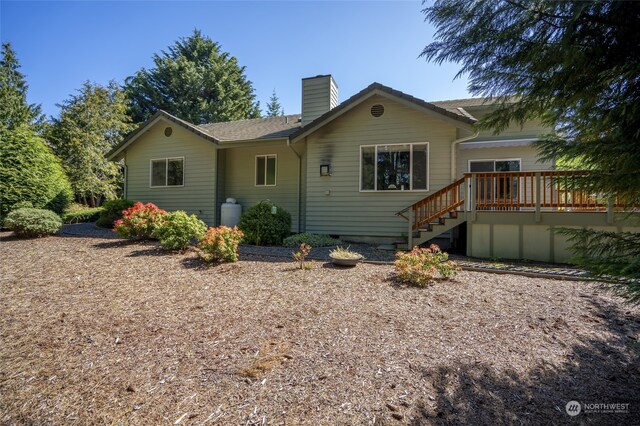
[1, 233, 638, 424]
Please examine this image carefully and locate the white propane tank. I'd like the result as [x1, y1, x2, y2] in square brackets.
[221, 198, 242, 227]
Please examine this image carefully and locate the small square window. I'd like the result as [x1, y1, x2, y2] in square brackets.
[150, 158, 184, 187]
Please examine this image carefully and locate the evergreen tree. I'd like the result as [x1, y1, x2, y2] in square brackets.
[422, 0, 640, 300]
[0, 125, 73, 217]
[124, 29, 260, 124]
[265, 89, 284, 117]
[47, 81, 135, 206]
[0, 42, 42, 132]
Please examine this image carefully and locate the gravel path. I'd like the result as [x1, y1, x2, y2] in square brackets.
[58, 223, 591, 280]
[60, 222, 119, 239]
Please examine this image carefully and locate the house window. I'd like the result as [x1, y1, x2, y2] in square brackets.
[150, 158, 184, 187]
[255, 155, 276, 186]
[360, 143, 429, 191]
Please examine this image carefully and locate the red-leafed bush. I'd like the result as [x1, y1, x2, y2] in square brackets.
[394, 244, 460, 286]
[198, 226, 244, 263]
[113, 202, 167, 239]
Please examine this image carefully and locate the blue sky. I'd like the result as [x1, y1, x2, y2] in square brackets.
[1, 1, 472, 119]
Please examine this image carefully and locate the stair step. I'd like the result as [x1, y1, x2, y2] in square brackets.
[449, 211, 458, 218]
[438, 217, 446, 225]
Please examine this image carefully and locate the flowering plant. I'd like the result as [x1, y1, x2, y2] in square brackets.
[113, 202, 167, 239]
[394, 244, 460, 286]
[198, 226, 244, 262]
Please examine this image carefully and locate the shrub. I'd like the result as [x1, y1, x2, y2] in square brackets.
[238, 201, 291, 246]
[0, 126, 73, 218]
[62, 204, 103, 224]
[113, 202, 167, 239]
[154, 210, 207, 251]
[394, 245, 460, 287]
[4, 208, 63, 238]
[292, 243, 312, 270]
[329, 246, 363, 259]
[96, 198, 135, 228]
[283, 233, 341, 248]
[198, 226, 244, 262]
[9, 201, 34, 211]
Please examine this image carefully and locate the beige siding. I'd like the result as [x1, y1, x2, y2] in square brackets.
[457, 145, 554, 177]
[222, 141, 301, 231]
[467, 212, 640, 262]
[304, 94, 459, 238]
[466, 106, 551, 141]
[124, 119, 218, 225]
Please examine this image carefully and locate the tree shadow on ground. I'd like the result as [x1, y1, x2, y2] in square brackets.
[407, 297, 640, 425]
[181, 256, 245, 272]
[92, 239, 140, 249]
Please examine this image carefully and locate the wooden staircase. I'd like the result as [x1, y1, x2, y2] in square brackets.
[395, 177, 467, 250]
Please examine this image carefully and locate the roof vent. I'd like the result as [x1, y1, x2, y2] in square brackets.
[164, 127, 173, 137]
[370, 104, 385, 118]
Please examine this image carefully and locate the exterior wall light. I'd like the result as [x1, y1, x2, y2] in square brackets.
[320, 164, 331, 176]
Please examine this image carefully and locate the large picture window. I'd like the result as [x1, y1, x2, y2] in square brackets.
[255, 155, 276, 186]
[360, 143, 429, 191]
[150, 158, 184, 187]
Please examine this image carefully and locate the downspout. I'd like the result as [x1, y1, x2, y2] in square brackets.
[123, 151, 128, 199]
[451, 130, 480, 181]
[287, 138, 302, 233]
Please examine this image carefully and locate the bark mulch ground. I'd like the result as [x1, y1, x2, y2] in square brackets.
[1, 233, 639, 425]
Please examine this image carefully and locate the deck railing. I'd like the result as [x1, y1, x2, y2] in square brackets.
[397, 171, 625, 231]
[396, 176, 466, 231]
[467, 170, 621, 212]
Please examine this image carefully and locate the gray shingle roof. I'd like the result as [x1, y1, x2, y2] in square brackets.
[198, 114, 302, 141]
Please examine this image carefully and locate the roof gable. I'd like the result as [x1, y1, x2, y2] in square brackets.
[107, 110, 219, 160]
[289, 83, 477, 143]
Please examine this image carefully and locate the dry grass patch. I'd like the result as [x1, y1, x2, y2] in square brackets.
[237, 340, 293, 379]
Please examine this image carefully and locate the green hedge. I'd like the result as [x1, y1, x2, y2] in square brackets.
[0, 126, 73, 218]
[62, 206, 104, 224]
[96, 198, 134, 228]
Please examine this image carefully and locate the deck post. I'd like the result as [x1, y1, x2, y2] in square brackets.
[407, 207, 413, 249]
[470, 174, 477, 222]
[607, 197, 615, 224]
[535, 172, 541, 223]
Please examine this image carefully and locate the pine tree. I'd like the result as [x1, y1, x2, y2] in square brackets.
[0, 42, 42, 132]
[47, 81, 135, 206]
[124, 29, 260, 124]
[422, 0, 640, 300]
[265, 89, 284, 117]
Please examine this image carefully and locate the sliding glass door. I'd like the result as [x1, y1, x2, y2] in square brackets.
[469, 159, 521, 209]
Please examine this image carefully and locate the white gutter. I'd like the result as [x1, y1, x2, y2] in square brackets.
[451, 130, 480, 181]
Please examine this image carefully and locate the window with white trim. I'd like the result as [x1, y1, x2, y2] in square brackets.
[255, 155, 276, 186]
[150, 158, 184, 187]
[360, 143, 429, 191]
